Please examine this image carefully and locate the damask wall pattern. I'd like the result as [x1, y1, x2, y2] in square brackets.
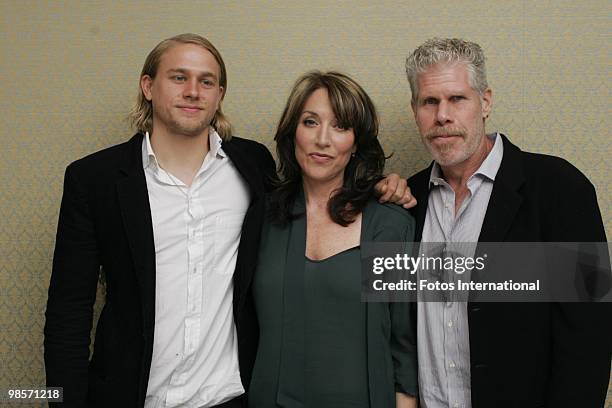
[1, 1, 610, 406]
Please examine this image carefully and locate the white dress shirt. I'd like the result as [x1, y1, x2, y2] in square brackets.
[418, 133, 503, 408]
[142, 130, 250, 408]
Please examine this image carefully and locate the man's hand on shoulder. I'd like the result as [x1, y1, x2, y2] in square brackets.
[375, 173, 417, 209]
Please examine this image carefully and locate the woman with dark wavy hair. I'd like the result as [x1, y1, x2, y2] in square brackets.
[248, 71, 417, 408]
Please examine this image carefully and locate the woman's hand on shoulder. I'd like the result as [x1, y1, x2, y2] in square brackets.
[396, 392, 417, 408]
[375, 173, 417, 209]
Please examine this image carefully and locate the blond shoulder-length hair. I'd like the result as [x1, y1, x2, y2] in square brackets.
[128, 33, 232, 140]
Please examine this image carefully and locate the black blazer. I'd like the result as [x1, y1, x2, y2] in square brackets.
[408, 134, 612, 407]
[44, 133, 276, 407]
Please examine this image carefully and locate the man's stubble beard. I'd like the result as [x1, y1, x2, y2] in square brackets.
[168, 116, 212, 138]
[423, 123, 484, 167]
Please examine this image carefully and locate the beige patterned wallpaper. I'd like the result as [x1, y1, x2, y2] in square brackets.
[1, 1, 610, 406]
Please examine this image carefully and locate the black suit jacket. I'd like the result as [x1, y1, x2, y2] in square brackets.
[44, 133, 276, 407]
[408, 134, 612, 407]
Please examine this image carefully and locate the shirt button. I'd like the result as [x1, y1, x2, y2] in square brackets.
[448, 321, 453, 327]
[449, 362, 455, 368]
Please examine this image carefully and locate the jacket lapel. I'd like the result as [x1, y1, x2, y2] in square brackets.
[409, 163, 434, 242]
[470, 135, 524, 298]
[276, 194, 307, 407]
[222, 139, 266, 311]
[477, 135, 525, 242]
[361, 201, 388, 407]
[222, 139, 265, 203]
[116, 134, 157, 333]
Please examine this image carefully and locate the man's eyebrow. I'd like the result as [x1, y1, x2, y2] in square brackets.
[166, 68, 187, 74]
[165, 68, 218, 78]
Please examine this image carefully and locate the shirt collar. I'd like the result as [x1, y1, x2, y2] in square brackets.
[141, 128, 226, 170]
[428, 132, 504, 187]
[475, 132, 503, 181]
[209, 128, 226, 159]
[142, 131, 159, 170]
